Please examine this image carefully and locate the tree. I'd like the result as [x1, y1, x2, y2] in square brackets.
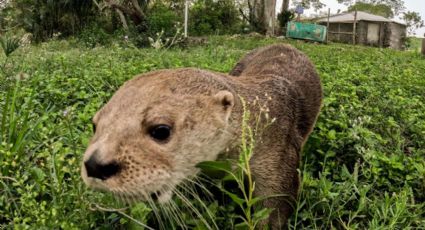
[93, 0, 150, 30]
[281, 0, 289, 12]
[0, 0, 9, 9]
[7, 0, 96, 41]
[161, 0, 185, 11]
[337, 0, 405, 16]
[240, 0, 276, 35]
[277, 9, 294, 28]
[348, 2, 394, 18]
[291, 0, 325, 10]
[263, 0, 277, 34]
[190, 0, 241, 35]
[402, 11, 424, 35]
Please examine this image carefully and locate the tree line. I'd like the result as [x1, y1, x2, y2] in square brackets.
[0, 0, 423, 44]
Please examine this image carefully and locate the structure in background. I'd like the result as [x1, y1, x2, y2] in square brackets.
[286, 21, 327, 42]
[317, 11, 407, 50]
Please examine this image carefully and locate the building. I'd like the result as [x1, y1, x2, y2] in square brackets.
[317, 11, 407, 50]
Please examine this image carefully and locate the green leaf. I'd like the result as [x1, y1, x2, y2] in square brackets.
[234, 221, 249, 230]
[327, 129, 336, 140]
[220, 187, 245, 206]
[0, 36, 21, 57]
[130, 202, 151, 220]
[30, 167, 46, 183]
[253, 207, 273, 222]
[248, 196, 264, 207]
[222, 173, 238, 182]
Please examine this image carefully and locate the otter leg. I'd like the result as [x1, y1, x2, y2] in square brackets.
[250, 147, 300, 230]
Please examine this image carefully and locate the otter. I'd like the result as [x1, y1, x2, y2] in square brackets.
[81, 44, 322, 229]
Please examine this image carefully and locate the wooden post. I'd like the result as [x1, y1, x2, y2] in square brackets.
[326, 8, 330, 43]
[421, 35, 425, 55]
[184, 0, 189, 38]
[378, 22, 385, 48]
[338, 23, 341, 41]
[353, 10, 357, 45]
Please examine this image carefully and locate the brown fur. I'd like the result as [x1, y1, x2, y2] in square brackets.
[81, 44, 322, 229]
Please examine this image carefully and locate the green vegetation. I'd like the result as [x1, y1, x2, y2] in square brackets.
[0, 0, 244, 45]
[406, 37, 422, 51]
[403, 11, 425, 36]
[2, 0, 423, 45]
[189, 0, 243, 35]
[348, 2, 394, 18]
[198, 97, 277, 230]
[0, 36, 424, 229]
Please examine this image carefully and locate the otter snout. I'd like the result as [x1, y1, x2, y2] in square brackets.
[84, 152, 121, 180]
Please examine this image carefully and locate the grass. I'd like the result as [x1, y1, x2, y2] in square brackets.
[407, 37, 422, 52]
[0, 36, 424, 229]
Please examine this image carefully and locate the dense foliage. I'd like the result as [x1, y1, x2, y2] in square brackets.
[0, 36, 424, 229]
[337, 0, 405, 15]
[277, 10, 295, 29]
[402, 11, 425, 36]
[1, 0, 423, 42]
[348, 2, 394, 18]
[0, 0, 243, 44]
[148, 2, 180, 37]
[190, 0, 242, 35]
[1, 0, 96, 42]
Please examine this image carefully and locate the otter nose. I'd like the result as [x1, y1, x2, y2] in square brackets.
[84, 153, 121, 180]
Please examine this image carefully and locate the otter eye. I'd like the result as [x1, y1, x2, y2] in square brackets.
[149, 125, 171, 142]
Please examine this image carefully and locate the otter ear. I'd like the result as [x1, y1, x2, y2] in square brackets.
[213, 90, 234, 122]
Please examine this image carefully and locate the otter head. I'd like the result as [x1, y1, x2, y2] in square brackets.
[81, 70, 236, 203]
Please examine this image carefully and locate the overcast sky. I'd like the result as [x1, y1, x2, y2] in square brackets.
[276, 0, 425, 37]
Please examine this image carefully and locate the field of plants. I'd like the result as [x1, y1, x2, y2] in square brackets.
[1, 36, 424, 229]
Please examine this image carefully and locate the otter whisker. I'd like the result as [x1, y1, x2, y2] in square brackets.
[120, 189, 155, 226]
[177, 183, 218, 229]
[111, 189, 124, 204]
[193, 172, 224, 191]
[166, 195, 187, 229]
[113, 187, 127, 204]
[111, 188, 155, 229]
[183, 177, 214, 200]
[121, 188, 134, 205]
[158, 205, 174, 229]
[157, 191, 184, 230]
[173, 189, 213, 229]
[180, 180, 213, 204]
[128, 191, 138, 205]
[161, 185, 190, 230]
[164, 177, 211, 228]
[142, 189, 166, 230]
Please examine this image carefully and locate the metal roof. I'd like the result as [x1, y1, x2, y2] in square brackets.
[317, 11, 406, 25]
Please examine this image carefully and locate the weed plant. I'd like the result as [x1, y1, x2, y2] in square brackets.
[0, 36, 424, 229]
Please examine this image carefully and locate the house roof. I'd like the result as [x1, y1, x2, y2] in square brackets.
[317, 11, 406, 25]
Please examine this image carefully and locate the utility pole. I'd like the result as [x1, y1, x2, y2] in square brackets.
[184, 0, 189, 38]
[353, 10, 357, 45]
[326, 8, 330, 43]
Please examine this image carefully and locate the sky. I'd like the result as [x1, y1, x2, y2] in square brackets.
[276, 0, 425, 37]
